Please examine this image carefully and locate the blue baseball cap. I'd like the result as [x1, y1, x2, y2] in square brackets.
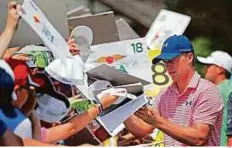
[0, 60, 17, 100]
[152, 35, 193, 64]
[0, 60, 14, 90]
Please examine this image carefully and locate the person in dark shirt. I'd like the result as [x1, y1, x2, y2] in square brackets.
[226, 92, 232, 145]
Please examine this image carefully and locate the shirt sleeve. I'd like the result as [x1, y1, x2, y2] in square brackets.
[41, 127, 47, 142]
[192, 86, 223, 125]
[226, 92, 232, 136]
[14, 118, 32, 138]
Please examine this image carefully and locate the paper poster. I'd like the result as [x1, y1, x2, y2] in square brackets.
[145, 9, 191, 50]
[86, 38, 172, 90]
[116, 18, 140, 41]
[20, 0, 70, 63]
[68, 11, 119, 45]
[86, 38, 153, 83]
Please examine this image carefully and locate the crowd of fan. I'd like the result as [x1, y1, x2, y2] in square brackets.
[1, 1, 232, 147]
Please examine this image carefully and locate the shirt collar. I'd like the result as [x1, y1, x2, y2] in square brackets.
[170, 71, 201, 94]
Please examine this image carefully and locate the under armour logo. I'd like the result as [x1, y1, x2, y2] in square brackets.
[185, 101, 192, 106]
[163, 43, 168, 48]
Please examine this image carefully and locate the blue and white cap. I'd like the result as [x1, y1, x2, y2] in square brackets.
[153, 34, 193, 64]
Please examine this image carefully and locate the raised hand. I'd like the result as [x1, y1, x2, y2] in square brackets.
[6, 1, 21, 31]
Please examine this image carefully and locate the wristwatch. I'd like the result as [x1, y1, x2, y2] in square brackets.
[92, 100, 103, 113]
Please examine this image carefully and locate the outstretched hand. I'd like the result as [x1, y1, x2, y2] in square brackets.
[67, 38, 80, 56]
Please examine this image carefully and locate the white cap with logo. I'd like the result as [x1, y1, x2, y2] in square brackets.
[197, 51, 232, 73]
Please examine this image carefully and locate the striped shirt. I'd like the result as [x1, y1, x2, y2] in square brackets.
[153, 71, 223, 146]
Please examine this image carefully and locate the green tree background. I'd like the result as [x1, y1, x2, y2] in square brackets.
[164, 0, 232, 76]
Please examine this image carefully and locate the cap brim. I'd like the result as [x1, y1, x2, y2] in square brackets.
[28, 74, 40, 87]
[152, 53, 180, 64]
[70, 26, 93, 45]
[197, 57, 214, 65]
[31, 72, 56, 94]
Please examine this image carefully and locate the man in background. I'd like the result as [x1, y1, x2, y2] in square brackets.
[197, 50, 232, 146]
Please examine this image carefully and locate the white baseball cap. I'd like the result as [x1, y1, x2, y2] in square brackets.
[197, 51, 232, 73]
[35, 93, 70, 123]
[70, 26, 93, 46]
[70, 26, 93, 63]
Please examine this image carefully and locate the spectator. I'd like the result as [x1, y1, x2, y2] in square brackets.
[124, 35, 223, 146]
[197, 50, 232, 146]
[0, 60, 33, 138]
[0, 51, 96, 146]
[0, 2, 69, 146]
[3, 59, 121, 144]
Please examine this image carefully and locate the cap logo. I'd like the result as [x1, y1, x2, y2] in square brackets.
[163, 43, 168, 48]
